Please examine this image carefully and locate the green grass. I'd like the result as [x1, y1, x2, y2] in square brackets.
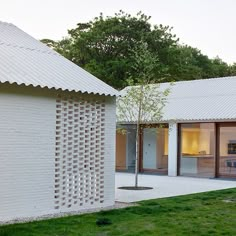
[1, 188, 236, 236]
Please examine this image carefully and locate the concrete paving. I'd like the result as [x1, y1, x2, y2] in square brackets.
[115, 172, 236, 202]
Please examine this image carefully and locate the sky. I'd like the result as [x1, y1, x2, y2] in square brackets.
[0, 0, 236, 64]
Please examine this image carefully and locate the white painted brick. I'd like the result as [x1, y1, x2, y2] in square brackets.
[168, 122, 178, 177]
[0, 91, 56, 221]
[0, 86, 116, 222]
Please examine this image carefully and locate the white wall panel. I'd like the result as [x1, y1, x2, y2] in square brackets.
[0, 92, 56, 221]
[168, 122, 178, 176]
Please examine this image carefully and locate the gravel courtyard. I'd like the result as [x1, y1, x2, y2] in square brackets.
[115, 172, 236, 202]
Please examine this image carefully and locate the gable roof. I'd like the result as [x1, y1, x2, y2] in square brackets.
[0, 21, 119, 96]
[118, 76, 236, 122]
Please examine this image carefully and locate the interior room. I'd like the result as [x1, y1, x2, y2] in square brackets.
[180, 123, 215, 177]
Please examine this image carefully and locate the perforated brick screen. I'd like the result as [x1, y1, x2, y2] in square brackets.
[54, 95, 105, 210]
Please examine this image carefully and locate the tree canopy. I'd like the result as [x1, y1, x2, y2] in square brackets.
[41, 11, 236, 89]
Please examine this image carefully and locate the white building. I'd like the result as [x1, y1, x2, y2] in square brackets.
[116, 77, 236, 179]
[0, 21, 118, 222]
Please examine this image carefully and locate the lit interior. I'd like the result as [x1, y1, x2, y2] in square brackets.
[181, 124, 214, 156]
[164, 128, 168, 155]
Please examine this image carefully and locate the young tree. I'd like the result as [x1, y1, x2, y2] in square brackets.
[117, 41, 171, 188]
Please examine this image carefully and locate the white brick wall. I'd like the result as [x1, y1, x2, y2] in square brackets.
[168, 122, 178, 177]
[0, 85, 116, 222]
[0, 90, 56, 221]
[103, 96, 116, 206]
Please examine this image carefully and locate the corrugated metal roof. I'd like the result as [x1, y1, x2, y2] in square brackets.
[0, 21, 119, 96]
[118, 76, 236, 122]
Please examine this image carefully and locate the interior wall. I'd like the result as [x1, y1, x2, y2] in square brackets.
[142, 127, 168, 170]
[116, 132, 127, 170]
[182, 130, 200, 154]
[126, 128, 136, 169]
[156, 128, 168, 169]
[156, 129, 164, 168]
[143, 128, 157, 169]
[181, 124, 215, 155]
[218, 126, 236, 175]
[220, 128, 236, 156]
[164, 128, 169, 155]
[180, 123, 215, 177]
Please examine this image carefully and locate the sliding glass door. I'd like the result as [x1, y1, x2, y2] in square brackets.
[179, 122, 236, 178]
[142, 126, 168, 173]
[218, 124, 236, 177]
[179, 123, 215, 177]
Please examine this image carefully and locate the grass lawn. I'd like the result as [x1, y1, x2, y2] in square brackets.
[1, 188, 236, 236]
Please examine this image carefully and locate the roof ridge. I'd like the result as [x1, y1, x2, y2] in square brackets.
[169, 92, 236, 100]
[122, 76, 236, 91]
[0, 40, 58, 55]
[0, 21, 15, 26]
[0, 21, 58, 55]
[162, 76, 236, 86]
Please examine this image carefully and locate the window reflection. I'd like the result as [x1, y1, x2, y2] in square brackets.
[219, 126, 236, 176]
[142, 127, 168, 172]
[180, 123, 215, 177]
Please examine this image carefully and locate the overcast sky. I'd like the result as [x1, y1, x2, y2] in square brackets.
[1, 0, 235, 64]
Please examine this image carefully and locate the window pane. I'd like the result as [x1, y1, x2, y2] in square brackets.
[219, 126, 236, 176]
[142, 127, 168, 173]
[180, 123, 215, 177]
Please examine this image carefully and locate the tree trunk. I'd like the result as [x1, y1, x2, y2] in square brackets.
[134, 85, 143, 188]
[135, 122, 140, 188]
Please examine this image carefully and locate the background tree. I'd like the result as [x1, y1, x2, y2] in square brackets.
[42, 11, 236, 89]
[117, 41, 171, 188]
[42, 11, 177, 88]
[229, 63, 236, 75]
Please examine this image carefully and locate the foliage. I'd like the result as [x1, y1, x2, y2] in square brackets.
[117, 41, 170, 123]
[117, 84, 169, 123]
[1, 188, 236, 235]
[41, 11, 236, 89]
[41, 38, 72, 59]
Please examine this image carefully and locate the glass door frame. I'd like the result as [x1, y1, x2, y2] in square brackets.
[177, 122, 236, 178]
[139, 123, 169, 174]
[216, 122, 236, 178]
[177, 122, 217, 177]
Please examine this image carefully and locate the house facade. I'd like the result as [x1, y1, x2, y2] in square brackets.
[0, 21, 118, 222]
[116, 77, 236, 179]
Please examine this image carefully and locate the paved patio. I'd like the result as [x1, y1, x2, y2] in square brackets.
[115, 172, 236, 202]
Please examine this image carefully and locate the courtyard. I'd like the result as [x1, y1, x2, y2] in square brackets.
[115, 172, 236, 202]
